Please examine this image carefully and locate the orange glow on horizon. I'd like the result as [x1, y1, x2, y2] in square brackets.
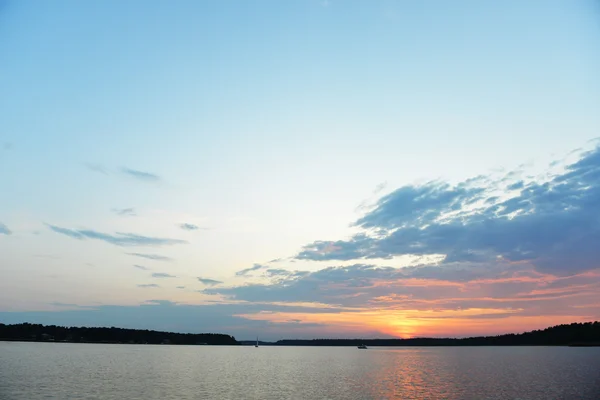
[234, 307, 539, 338]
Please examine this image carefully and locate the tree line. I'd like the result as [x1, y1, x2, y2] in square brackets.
[2, 321, 598, 346]
[0, 323, 239, 345]
[275, 321, 600, 346]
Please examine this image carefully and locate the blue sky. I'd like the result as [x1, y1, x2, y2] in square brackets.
[1, 0, 599, 340]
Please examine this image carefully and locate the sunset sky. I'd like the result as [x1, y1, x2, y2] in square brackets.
[1, 0, 600, 340]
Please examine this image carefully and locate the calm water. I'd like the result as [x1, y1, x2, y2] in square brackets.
[1, 342, 599, 400]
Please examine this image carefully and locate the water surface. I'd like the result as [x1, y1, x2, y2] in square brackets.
[1, 342, 598, 399]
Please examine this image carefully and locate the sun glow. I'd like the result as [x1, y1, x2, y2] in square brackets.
[234, 307, 528, 338]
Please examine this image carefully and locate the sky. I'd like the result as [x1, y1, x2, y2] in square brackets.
[1, 0, 599, 341]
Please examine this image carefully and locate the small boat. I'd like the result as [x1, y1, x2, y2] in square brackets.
[358, 344, 367, 349]
[255, 337, 259, 348]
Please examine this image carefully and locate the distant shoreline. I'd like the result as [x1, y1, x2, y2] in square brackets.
[2, 339, 600, 347]
[0, 338, 217, 345]
[2, 321, 599, 347]
[0, 323, 238, 345]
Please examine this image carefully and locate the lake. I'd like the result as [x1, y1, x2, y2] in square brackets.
[1, 342, 598, 399]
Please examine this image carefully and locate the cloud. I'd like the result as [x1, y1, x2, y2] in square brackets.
[3, 262, 599, 340]
[112, 208, 136, 217]
[205, 262, 600, 333]
[0, 223, 11, 235]
[152, 272, 176, 278]
[120, 167, 160, 182]
[235, 264, 269, 276]
[49, 302, 93, 309]
[179, 223, 199, 231]
[189, 141, 600, 338]
[134, 265, 150, 271]
[197, 277, 223, 286]
[84, 163, 108, 175]
[7, 142, 600, 340]
[207, 264, 398, 304]
[176, 286, 185, 289]
[296, 143, 600, 275]
[0, 301, 341, 341]
[47, 224, 187, 247]
[264, 268, 290, 277]
[127, 253, 173, 262]
[137, 284, 160, 288]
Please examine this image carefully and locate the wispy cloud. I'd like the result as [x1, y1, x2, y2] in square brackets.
[197, 277, 223, 286]
[236, 264, 268, 277]
[112, 208, 136, 217]
[137, 284, 160, 288]
[134, 265, 150, 271]
[179, 223, 199, 231]
[176, 286, 185, 289]
[263, 268, 295, 278]
[0, 223, 11, 235]
[47, 224, 187, 247]
[0, 301, 348, 341]
[178, 223, 210, 231]
[152, 272, 176, 278]
[127, 253, 173, 262]
[84, 163, 108, 175]
[120, 167, 160, 182]
[49, 302, 83, 308]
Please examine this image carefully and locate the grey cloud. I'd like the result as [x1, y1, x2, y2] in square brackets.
[47, 224, 85, 239]
[120, 167, 160, 182]
[152, 273, 176, 278]
[205, 262, 600, 318]
[262, 269, 308, 279]
[112, 208, 136, 217]
[49, 302, 94, 309]
[264, 269, 290, 277]
[179, 223, 205, 231]
[127, 253, 173, 262]
[47, 224, 187, 247]
[0, 223, 11, 235]
[197, 277, 223, 286]
[134, 265, 150, 271]
[296, 234, 379, 261]
[296, 144, 600, 275]
[84, 163, 108, 175]
[206, 264, 399, 304]
[354, 182, 486, 230]
[506, 181, 525, 191]
[138, 284, 160, 288]
[180, 223, 198, 230]
[176, 286, 185, 289]
[235, 264, 268, 276]
[0, 301, 353, 341]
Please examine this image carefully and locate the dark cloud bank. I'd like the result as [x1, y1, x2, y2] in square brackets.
[295, 144, 600, 275]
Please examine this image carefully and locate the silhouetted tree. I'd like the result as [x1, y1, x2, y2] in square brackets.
[0, 323, 239, 345]
[275, 321, 600, 346]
